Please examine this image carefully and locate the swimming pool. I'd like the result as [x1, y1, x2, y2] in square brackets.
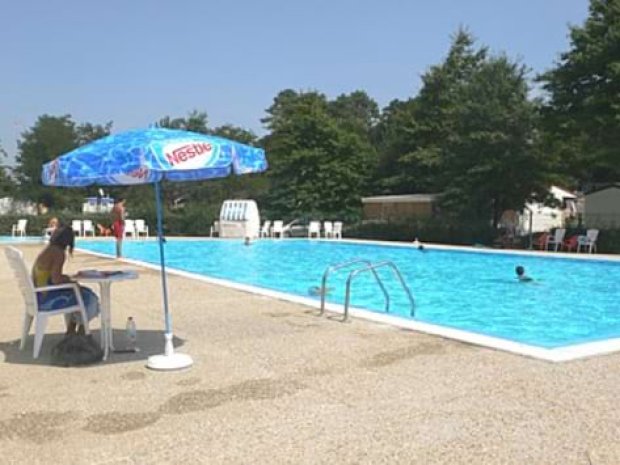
[77, 239, 620, 356]
[0, 236, 44, 243]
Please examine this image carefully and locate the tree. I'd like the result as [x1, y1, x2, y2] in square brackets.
[380, 30, 548, 226]
[0, 140, 15, 197]
[439, 55, 548, 226]
[373, 98, 419, 193]
[539, 0, 620, 185]
[262, 90, 375, 220]
[0, 167, 14, 197]
[157, 110, 209, 134]
[14, 115, 112, 209]
[328, 90, 379, 137]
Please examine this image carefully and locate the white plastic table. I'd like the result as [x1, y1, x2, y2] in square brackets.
[75, 270, 139, 360]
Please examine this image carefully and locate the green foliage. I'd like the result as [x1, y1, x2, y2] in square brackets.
[262, 90, 376, 220]
[346, 218, 497, 246]
[14, 115, 112, 210]
[0, 167, 14, 197]
[157, 110, 209, 134]
[376, 30, 549, 226]
[539, 0, 620, 185]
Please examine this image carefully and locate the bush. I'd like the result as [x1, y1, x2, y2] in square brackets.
[346, 218, 496, 246]
[158, 204, 220, 236]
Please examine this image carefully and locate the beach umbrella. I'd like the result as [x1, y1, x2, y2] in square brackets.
[42, 128, 267, 370]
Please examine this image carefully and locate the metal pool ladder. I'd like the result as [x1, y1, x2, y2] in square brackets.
[319, 259, 415, 322]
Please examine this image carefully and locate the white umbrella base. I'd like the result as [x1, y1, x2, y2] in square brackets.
[147, 352, 193, 371]
[146, 332, 193, 371]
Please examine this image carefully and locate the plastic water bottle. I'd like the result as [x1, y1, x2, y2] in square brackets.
[125, 317, 137, 352]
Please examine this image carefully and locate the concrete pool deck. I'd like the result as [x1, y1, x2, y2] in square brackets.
[1, 244, 619, 464]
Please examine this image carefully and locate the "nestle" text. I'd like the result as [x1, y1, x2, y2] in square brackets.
[165, 143, 212, 166]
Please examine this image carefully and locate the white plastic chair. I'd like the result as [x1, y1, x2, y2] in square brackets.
[11, 219, 28, 237]
[260, 220, 271, 238]
[272, 220, 284, 238]
[135, 219, 149, 238]
[577, 229, 599, 253]
[82, 220, 96, 237]
[323, 221, 333, 239]
[124, 219, 136, 239]
[4, 247, 90, 358]
[545, 228, 566, 251]
[333, 221, 343, 239]
[210, 221, 219, 237]
[308, 221, 321, 238]
[71, 220, 82, 237]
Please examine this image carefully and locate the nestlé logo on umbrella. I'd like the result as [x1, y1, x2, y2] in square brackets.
[164, 141, 215, 169]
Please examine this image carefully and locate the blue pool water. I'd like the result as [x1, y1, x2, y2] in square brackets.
[0, 236, 44, 243]
[0, 236, 43, 244]
[77, 239, 620, 349]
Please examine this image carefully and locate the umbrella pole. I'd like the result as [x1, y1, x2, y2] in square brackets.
[146, 181, 193, 371]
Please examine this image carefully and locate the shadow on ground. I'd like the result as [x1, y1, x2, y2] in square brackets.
[0, 329, 185, 367]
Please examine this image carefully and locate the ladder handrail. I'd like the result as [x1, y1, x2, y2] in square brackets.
[319, 259, 390, 316]
[343, 261, 415, 322]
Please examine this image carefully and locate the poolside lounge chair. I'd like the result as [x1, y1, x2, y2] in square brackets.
[11, 219, 27, 237]
[4, 247, 91, 358]
[82, 220, 96, 237]
[545, 228, 566, 252]
[71, 220, 82, 237]
[577, 229, 599, 254]
[124, 219, 136, 239]
[260, 220, 271, 238]
[323, 221, 333, 239]
[308, 221, 320, 238]
[272, 220, 284, 238]
[135, 219, 149, 238]
[333, 221, 343, 239]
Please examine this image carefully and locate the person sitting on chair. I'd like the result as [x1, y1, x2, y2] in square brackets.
[32, 225, 101, 334]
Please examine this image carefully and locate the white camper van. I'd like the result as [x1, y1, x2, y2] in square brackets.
[218, 200, 261, 239]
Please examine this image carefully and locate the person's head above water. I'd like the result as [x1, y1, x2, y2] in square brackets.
[515, 265, 533, 282]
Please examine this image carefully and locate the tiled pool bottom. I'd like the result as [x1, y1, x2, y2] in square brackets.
[76, 238, 620, 362]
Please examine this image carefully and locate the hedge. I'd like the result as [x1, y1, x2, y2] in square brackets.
[346, 218, 497, 246]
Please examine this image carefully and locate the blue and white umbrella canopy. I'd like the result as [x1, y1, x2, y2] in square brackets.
[41, 128, 267, 370]
[42, 127, 267, 187]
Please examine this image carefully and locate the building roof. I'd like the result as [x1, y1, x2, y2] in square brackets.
[550, 185, 577, 200]
[361, 194, 440, 204]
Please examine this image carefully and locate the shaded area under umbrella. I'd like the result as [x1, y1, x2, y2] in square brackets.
[42, 128, 268, 370]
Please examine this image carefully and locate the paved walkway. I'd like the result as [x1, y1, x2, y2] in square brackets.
[1, 244, 619, 465]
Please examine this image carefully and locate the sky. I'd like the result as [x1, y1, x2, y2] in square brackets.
[0, 0, 590, 163]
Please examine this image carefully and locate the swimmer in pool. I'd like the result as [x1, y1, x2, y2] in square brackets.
[308, 285, 333, 296]
[515, 265, 533, 282]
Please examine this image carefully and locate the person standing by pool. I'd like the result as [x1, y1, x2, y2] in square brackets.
[110, 197, 126, 258]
